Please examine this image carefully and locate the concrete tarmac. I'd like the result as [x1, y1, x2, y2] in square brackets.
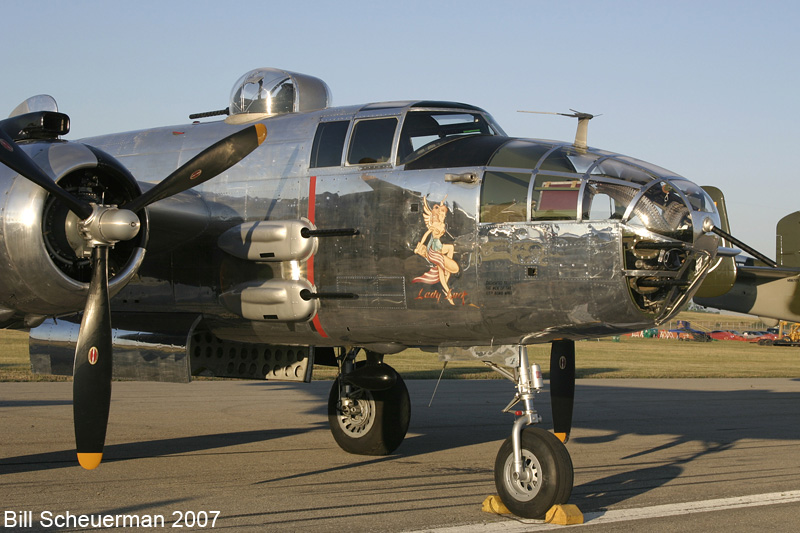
[2, 378, 799, 532]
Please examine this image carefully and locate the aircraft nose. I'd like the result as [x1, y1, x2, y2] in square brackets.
[620, 178, 723, 322]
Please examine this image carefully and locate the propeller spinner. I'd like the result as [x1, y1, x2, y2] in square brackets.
[0, 119, 267, 469]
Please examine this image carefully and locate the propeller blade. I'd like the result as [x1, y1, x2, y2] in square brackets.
[0, 128, 93, 219]
[72, 245, 113, 470]
[124, 123, 267, 213]
[550, 339, 575, 444]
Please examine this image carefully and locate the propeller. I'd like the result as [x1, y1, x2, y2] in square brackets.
[124, 124, 266, 213]
[0, 119, 267, 469]
[72, 245, 112, 470]
[550, 339, 575, 444]
[0, 126, 93, 219]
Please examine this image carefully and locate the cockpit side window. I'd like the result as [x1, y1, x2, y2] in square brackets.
[347, 118, 398, 165]
[480, 171, 533, 223]
[310, 121, 349, 168]
[531, 175, 581, 221]
[529, 147, 581, 221]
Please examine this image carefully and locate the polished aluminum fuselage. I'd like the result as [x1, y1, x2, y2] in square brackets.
[66, 101, 717, 350]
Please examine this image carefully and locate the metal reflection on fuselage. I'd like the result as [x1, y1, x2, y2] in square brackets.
[69, 100, 720, 352]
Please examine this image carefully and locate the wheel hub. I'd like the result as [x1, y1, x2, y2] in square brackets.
[504, 449, 542, 501]
[336, 392, 375, 438]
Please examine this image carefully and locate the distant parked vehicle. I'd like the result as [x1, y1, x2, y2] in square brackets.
[772, 321, 800, 346]
[670, 321, 711, 342]
[710, 330, 746, 341]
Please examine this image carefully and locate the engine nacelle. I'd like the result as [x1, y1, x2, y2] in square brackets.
[0, 140, 147, 326]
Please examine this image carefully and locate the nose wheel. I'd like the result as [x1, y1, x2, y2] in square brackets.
[494, 427, 573, 518]
[486, 343, 576, 518]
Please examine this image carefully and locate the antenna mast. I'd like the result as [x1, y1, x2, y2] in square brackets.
[518, 109, 599, 151]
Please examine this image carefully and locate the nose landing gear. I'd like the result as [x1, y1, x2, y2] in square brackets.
[489, 344, 574, 518]
[494, 427, 573, 518]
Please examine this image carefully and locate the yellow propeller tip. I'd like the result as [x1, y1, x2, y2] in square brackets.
[255, 123, 267, 145]
[77, 452, 103, 470]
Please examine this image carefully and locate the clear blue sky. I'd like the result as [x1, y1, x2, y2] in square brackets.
[2, 0, 798, 255]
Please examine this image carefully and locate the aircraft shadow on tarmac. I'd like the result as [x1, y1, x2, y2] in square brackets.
[568, 442, 735, 510]
[0, 399, 72, 408]
[2, 380, 798, 512]
[0, 426, 324, 475]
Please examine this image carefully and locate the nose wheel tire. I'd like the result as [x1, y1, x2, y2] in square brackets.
[494, 427, 574, 519]
[327, 363, 410, 455]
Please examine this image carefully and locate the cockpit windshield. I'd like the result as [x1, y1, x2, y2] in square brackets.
[398, 111, 501, 164]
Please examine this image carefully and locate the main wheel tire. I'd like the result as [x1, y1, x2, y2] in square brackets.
[494, 427, 574, 519]
[328, 363, 410, 455]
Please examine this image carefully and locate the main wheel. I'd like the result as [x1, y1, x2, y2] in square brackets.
[328, 363, 410, 455]
[494, 427, 574, 518]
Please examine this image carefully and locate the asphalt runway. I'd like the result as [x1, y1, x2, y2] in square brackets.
[2, 378, 800, 532]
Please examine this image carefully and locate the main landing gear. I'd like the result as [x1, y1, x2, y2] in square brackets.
[327, 349, 410, 455]
[487, 342, 576, 518]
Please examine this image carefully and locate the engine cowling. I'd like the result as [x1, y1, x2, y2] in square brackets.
[0, 140, 147, 326]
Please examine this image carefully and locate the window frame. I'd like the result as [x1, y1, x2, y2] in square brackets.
[345, 117, 399, 167]
[310, 120, 350, 168]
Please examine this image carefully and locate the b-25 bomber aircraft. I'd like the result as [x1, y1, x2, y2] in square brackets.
[0, 68, 735, 518]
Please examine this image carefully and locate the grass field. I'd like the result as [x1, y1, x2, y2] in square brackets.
[318, 336, 800, 380]
[2, 312, 798, 381]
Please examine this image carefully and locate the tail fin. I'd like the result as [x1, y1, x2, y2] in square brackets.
[777, 211, 800, 267]
[694, 186, 736, 298]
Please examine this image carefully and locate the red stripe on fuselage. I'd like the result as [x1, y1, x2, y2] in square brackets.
[307, 176, 328, 338]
